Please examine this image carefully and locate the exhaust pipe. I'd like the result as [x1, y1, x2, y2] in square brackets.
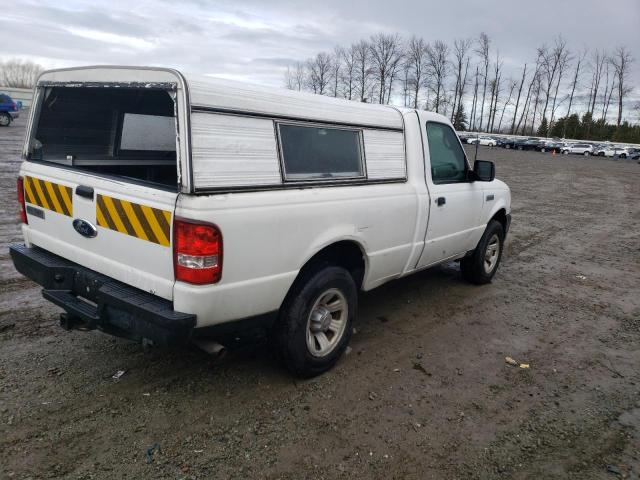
[192, 338, 227, 360]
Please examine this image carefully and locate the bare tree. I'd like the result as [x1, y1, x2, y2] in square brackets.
[538, 36, 568, 125]
[0, 59, 44, 88]
[549, 45, 570, 128]
[353, 40, 372, 102]
[563, 49, 586, 137]
[497, 79, 517, 132]
[470, 66, 480, 130]
[588, 49, 606, 116]
[329, 46, 344, 98]
[369, 33, 404, 104]
[487, 50, 503, 132]
[407, 36, 429, 109]
[610, 46, 634, 127]
[600, 61, 614, 121]
[307, 52, 332, 95]
[511, 64, 528, 134]
[426, 40, 449, 113]
[475, 32, 491, 131]
[518, 59, 542, 134]
[341, 44, 358, 100]
[284, 61, 306, 91]
[451, 38, 472, 122]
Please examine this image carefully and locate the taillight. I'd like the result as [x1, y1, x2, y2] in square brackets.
[17, 177, 27, 224]
[11, 102, 17, 111]
[174, 218, 222, 285]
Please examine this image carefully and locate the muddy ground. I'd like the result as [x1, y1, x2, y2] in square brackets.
[1, 112, 639, 480]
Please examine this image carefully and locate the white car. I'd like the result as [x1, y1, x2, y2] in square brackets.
[562, 143, 594, 156]
[467, 136, 497, 147]
[11, 66, 511, 376]
[594, 145, 629, 157]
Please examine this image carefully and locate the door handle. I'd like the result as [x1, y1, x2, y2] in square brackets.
[436, 196, 446, 206]
[75, 185, 94, 200]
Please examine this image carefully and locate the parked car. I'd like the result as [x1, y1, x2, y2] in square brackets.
[0, 93, 21, 126]
[537, 140, 566, 153]
[10, 66, 511, 377]
[518, 139, 545, 151]
[562, 143, 593, 156]
[624, 148, 640, 160]
[467, 135, 497, 146]
[594, 145, 629, 157]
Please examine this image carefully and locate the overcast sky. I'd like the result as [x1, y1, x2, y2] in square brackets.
[2, 0, 639, 91]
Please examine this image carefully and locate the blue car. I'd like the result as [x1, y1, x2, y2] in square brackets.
[0, 93, 21, 126]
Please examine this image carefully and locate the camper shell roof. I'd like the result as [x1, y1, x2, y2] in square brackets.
[36, 66, 404, 131]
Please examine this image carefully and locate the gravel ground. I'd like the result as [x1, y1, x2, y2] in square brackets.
[1, 112, 639, 479]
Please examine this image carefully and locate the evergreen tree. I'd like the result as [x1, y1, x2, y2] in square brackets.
[453, 104, 468, 131]
[537, 117, 549, 137]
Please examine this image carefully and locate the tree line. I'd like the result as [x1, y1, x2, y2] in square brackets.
[0, 59, 44, 89]
[284, 33, 638, 141]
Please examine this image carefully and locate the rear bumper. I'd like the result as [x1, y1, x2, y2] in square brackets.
[9, 244, 196, 345]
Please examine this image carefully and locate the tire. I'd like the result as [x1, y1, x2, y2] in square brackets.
[598, 152, 605, 156]
[273, 265, 357, 377]
[460, 220, 505, 285]
[505, 144, 511, 149]
[540, 148, 546, 153]
[619, 153, 627, 159]
[563, 150, 569, 155]
[0, 113, 11, 127]
[583, 151, 590, 156]
[518, 146, 523, 150]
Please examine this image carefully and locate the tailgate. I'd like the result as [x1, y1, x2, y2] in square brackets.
[21, 164, 177, 299]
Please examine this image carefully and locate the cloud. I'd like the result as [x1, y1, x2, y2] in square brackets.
[1, 0, 638, 94]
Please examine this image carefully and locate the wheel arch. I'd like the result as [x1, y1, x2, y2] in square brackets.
[295, 239, 368, 290]
[489, 207, 509, 233]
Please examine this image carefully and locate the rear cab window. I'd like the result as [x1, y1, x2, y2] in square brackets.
[28, 86, 178, 190]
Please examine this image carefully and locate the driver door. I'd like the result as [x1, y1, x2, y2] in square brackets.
[416, 119, 485, 268]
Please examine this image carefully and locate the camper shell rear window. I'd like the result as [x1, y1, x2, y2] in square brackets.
[28, 86, 178, 189]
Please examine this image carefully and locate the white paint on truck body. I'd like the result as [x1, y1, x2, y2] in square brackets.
[18, 66, 511, 329]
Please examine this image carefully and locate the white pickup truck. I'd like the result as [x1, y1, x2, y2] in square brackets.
[11, 66, 511, 376]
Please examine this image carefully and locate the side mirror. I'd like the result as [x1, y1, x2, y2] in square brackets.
[473, 160, 495, 182]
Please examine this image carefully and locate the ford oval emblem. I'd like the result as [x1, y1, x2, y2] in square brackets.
[73, 218, 98, 238]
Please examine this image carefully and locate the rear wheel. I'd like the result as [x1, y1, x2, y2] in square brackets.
[273, 265, 356, 377]
[461, 220, 505, 285]
[583, 151, 590, 156]
[540, 147, 546, 153]
[0, 113, 11, 127]
[619, 153, 627, 159]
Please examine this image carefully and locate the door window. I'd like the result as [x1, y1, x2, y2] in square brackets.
[426, 122, 467, 184]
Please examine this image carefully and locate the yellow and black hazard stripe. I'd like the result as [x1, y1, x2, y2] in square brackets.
[23, 176, 73, 217]
[96, 194, 172, 247]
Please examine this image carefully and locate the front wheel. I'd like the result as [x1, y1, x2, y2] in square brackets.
[461, 220, 505, 285]
[583, 151, 590, 156]
[0, 113, 11, 127]
[273, 265, 357, 377]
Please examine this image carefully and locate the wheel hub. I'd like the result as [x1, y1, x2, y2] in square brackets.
[309, 305, 332, 332]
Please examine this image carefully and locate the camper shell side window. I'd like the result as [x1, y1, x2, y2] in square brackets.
[276, 122, 366, 182]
